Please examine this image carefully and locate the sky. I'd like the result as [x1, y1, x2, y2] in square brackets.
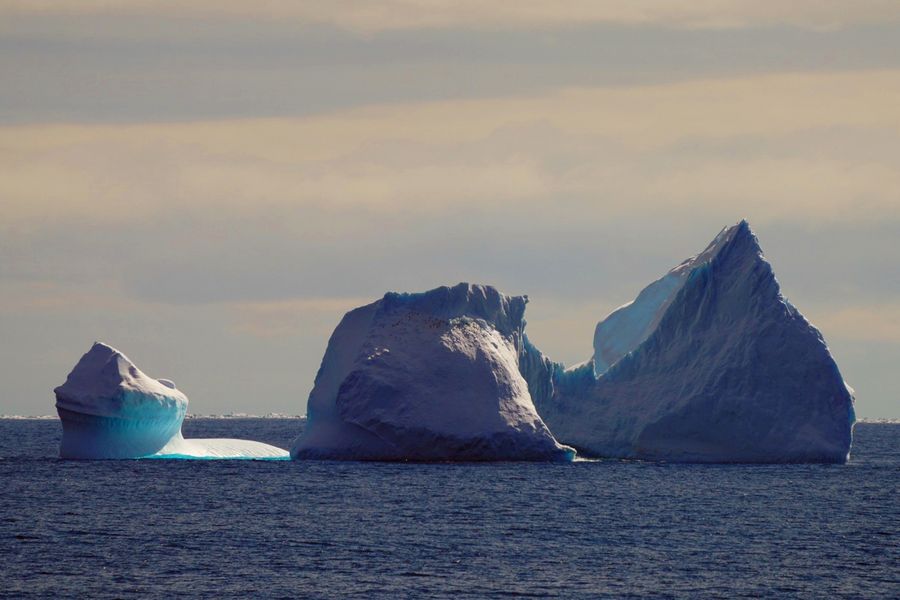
[1, 2, 899, 417]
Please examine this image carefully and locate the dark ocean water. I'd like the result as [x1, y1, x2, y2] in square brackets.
[0, 419, 897, 599]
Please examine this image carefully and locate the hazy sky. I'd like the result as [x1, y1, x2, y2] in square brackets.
[2, 2, 899, 417]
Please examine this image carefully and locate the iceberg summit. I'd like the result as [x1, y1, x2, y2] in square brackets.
[55, 343, 289, 459]
[532, 221, 856, 463]
[292, 284, 575, 461]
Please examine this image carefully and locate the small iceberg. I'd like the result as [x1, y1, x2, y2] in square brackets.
[54, 343, 288, 460]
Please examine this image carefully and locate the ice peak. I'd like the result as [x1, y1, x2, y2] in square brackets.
[673, 219, 759, 276]
[540, 220, 855, 463]
[384, 282, 517, 306]
[71, 342, 136, 382]
[87, 341, 124, 362]
[55, 342, 188, 418]
[592, 220, 768, 377]
[91, 340, 117, 353]
[716, 218, 758, 255]
[381, 282, 527, 338]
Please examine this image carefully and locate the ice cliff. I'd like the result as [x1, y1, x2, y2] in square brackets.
[291, 283, 574, 461]
[531, 221, 856, 463]
[55, 343, 289, 459]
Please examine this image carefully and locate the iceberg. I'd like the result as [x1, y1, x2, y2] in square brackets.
[531, 221, 856, 463]
[292, 283, 574, 461]
[55, 343, 289, 459]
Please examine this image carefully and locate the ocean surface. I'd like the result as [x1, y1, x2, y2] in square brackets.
[1, 419, 897, 599]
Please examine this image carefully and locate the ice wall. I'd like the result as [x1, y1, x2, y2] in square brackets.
[292, 283, 574, 461]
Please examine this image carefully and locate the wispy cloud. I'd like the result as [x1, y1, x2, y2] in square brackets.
[227, 297, 371, 338]
[4, 1, 900, 32]
[0, 281, 137, 313]
[3, 70, 898, 231]
[809, 304, 900, 344]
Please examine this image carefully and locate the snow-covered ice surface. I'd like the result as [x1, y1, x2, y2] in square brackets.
[292, 283, 574, 461]
[55, 343, 288, 460]
[151, 434, 289, 460]
[533, 221, 856, 463]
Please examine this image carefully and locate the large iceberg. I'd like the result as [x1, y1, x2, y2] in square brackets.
[55, 343, 289, 459]
[292, 283, 574, 461]
[531, 221, 856, 463]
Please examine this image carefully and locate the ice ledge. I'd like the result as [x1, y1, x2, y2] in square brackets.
[152, 434, 289, 460]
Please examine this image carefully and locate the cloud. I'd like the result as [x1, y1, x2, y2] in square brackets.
[6, 13, 900, 125]
[0, 280, 140, 314]
[2, 70, 899, 233]
[227, 297, 371, 338]
[809, 304, 900, 344]
[4, 1, 900, 33]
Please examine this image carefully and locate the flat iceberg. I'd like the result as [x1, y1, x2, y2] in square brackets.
[532, 221, 856, 463]
[55, 343, 288, 460]
[292, 283, 574, 461]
